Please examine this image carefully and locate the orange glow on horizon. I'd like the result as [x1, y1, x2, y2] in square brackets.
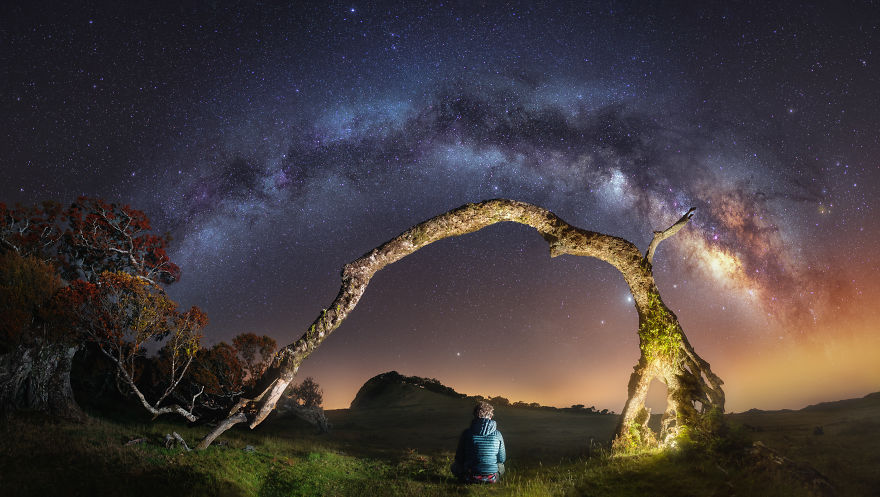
[317, 317, 880, 413]
[723, 328, 880, 412]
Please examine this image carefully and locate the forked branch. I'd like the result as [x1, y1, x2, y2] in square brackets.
[645, 207, 695, 265]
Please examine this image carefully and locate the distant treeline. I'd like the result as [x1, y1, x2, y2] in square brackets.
[467, 395, 614, 415]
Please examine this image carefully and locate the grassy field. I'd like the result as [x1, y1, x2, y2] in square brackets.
[1, 389, 878, 496]
[728, 393, 880, 497]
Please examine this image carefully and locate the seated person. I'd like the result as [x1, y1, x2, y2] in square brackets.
[451, 401, 506, 483]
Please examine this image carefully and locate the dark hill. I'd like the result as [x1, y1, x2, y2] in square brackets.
[733, 391, 880, 416]
[801, 391, 880, 412]
[349, 371, 466, 409]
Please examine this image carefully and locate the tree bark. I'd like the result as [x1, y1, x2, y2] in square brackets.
[0, 343, 84, 420]
[197, 199, 724, 451]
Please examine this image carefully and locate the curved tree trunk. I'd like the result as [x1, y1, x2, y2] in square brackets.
[0, 343, 84, 420]
[197, 199, 724, 451]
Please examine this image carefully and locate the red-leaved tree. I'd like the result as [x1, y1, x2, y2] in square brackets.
[232, 333, 277, 387]
[62, 272, 208, 421]
[0, 201, 64, 261]
[177, 333, 276, 415]
[185, 342, 246, 411]
[59, 197, 180, 284]
[1, 197, 185, 417]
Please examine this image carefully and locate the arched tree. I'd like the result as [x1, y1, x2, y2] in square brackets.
[196, 199, 724, 451]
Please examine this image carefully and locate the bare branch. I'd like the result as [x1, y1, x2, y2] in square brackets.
[97, 345, 198, 422]
[189, 385, 205, 413]
[645, 207, 695, 265]
[164, 431, 191, 451]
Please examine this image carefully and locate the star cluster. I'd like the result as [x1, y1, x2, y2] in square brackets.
[2, 1, 878, 411]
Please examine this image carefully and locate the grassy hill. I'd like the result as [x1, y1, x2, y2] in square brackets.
[1, 372, 878, 496]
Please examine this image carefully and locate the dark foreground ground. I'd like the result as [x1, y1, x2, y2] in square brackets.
[1, 390, 878, 496]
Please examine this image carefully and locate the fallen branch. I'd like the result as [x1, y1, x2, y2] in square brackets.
[164, 431, 191, 451]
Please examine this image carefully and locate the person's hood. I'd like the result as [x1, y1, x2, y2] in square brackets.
[471, 417, 497, 436]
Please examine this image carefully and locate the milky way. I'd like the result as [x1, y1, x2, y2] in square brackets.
[3, 1, 879, 410]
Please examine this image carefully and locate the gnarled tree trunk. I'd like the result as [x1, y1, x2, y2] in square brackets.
[0, 342, 84, 420]
[197, 199, 724, 451]
[613, 291, 725, 451]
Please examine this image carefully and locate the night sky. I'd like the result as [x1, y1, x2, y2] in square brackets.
[3, 1, 879, 412]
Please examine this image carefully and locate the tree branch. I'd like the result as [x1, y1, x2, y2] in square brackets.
[189, 385, 205, 413]
[645, 207, 695, 265]
[98, 345, 198, 422]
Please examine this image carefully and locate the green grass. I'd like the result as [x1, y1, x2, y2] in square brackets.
[5, 389, 879, 496]
[0, 411, 826, 497]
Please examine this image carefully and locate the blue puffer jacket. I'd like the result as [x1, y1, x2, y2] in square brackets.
[455, 418, 506, 474]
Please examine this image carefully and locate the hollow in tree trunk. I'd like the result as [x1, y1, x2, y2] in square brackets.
[613, 291, 725, 451]
[196, 199, 724, 451]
